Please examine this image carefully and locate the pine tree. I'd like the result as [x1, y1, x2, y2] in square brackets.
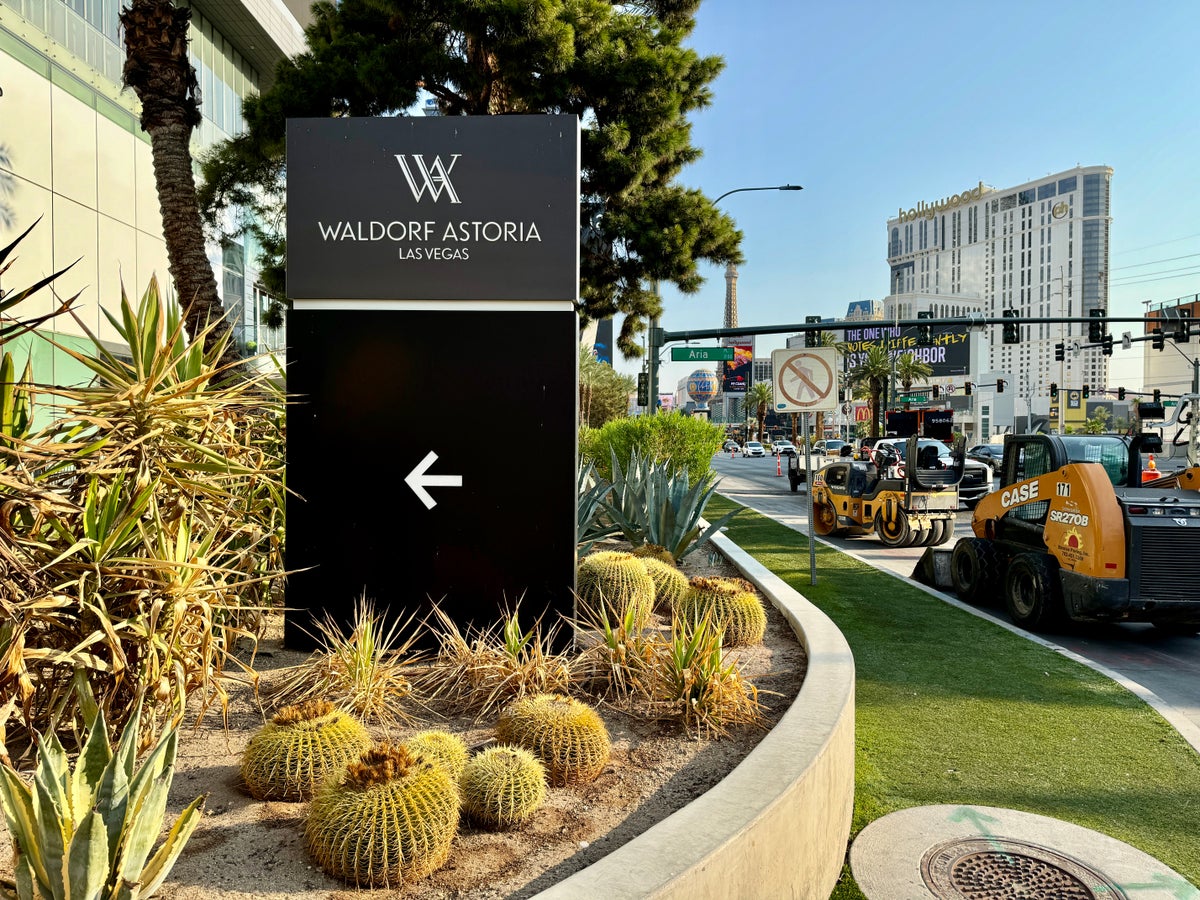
[198, 0, 741, 356]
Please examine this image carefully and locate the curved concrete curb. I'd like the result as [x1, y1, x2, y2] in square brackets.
[535, 529, 856, 900]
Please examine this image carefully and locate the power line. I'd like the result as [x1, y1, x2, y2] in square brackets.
[1109, 270, 1200, 287]
[1111, 264, 1200, 283]
[1112, 252, 1200, 271]
[1112, 232, 1200, 256]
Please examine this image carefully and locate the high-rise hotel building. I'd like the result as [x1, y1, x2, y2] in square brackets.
[885, 166, 1113, 406]
[0, 0, 304, 388]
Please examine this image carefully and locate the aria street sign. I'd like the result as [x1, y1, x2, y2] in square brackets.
[897, 394, 928, 403]
[671, 346, 735, 362]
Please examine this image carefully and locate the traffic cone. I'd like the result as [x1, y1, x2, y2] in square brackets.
[776, 453, 783, 476]
[1142, 453, 1159, 483]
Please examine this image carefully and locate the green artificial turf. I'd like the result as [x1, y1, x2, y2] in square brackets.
[706, 496, 1200, 898]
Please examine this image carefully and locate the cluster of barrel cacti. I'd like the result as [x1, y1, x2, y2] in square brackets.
[676, 576, 767, 647]
[238, 692, 613, 884]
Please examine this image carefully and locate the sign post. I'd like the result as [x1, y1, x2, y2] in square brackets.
[772, 348, 839, 585]
[286, 116, 580, 649]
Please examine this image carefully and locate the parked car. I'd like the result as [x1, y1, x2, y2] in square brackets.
[967, 442, 1005, 466]
[722, 439, 740, 452]
[813, 439, 847, 456]
[742, 441, 766, 458]
[772, 440, 797, 457]
[871, 438, 995, 506]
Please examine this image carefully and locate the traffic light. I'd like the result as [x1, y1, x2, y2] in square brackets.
[1152, 328, 1165, 350]
[1082, 385, 1090, 399]
[1088, 307, 1106, 343]
[1118, 387, 1126, 400]
[1153, 389, 1161, 403]
[1101, 335, 1114, 356]
[804, 315, 822, 348]
[637, 372, 649, 406]
[1050, 382, 1058, 399]
[1054, 342, 1065, 362]
[917, 310, 934, 346]
[1174, 311, 1192, 343]
[996, 379, 1005, 393]
[964, 381, 973, 396]
[1002, 309, 1020, 344]
[931, 385, 940, 399]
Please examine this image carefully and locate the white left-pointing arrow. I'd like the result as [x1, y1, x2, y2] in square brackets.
[405, 451, 463, 510]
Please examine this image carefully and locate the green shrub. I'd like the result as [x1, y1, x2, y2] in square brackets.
[580, 413, 724, 485]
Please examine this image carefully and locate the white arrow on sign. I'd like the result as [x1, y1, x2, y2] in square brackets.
[405, 451, 463, 510]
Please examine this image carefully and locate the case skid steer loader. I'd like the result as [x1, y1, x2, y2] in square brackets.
[914, 395, 1200, 632]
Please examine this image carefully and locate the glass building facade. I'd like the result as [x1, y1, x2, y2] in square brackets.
[0, 0, 301, 389]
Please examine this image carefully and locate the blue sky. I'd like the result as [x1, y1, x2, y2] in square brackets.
[623, 1, 1200, 390]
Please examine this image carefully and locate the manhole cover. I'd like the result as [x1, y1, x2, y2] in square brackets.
[921, 837, 1128, 899]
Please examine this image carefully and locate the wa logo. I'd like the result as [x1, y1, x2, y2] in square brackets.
[395, 154, 462, 204]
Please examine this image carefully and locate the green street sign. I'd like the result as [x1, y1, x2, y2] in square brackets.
[671, 346, 735, 362]
[896, 394, 927, 403]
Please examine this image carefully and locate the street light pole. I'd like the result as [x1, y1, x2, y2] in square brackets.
[646, 184, 803, 415]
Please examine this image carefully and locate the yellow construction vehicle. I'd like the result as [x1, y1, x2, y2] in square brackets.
[916, 405, 1200, 632]
[810, 435, 966, 547]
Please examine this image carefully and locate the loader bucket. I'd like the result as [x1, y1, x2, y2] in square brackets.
[912, 546, 955, 589]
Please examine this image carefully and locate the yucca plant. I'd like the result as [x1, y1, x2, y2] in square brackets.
[0, 704, 203, 900]
[0, 278, 283, 757]
[603, 448, 739, 560]
[267, 596, 425, 731]
[650, 617, 762, 737]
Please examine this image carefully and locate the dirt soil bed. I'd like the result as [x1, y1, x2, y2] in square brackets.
[2, 543, 807, 899]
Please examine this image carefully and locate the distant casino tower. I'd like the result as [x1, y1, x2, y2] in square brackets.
[724, 264, 739, 328]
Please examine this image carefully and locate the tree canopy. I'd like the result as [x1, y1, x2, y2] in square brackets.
[199, 0, 742, 356]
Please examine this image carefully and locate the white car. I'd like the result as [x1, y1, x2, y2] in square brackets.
[871, 438, 995, 506]
[772, 440, 796, 457]
[742, 441, 766, 458]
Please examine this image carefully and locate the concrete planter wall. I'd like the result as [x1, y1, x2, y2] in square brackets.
[537, 530, 856, 899]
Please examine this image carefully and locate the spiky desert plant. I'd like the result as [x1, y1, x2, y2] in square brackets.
[305, 744, 459, 888]
[404, 730, 470, 781]
[459, 746, 546, 829]
[639, 555, 690, 614]
[267, 596, 424, 731]
[650, 617, 763, 737]
[676, 576, 767, 646]
[0, 703, 203, 900]
[419, 604, 572, 719]
[240, 700, 371, 801]
[576, 550, 655, 630]
[497, 694, 611, 786]
[570, 600, 657, 706]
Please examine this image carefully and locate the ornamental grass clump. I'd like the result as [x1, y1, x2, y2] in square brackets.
[267, 596, 424, 731]
[459, 745, 547, 829]
[497, 694, 611, 786]
[576, 550, 655, 630]
[570, 599, 657, 706]
[418, 604, 572, 719]
[305, 743, 459, 887]
[404, 729, 470, 781]
[240, 700, 371, 801]
[676, 576, 767, 646]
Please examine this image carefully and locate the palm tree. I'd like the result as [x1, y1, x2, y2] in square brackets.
[120, 0, 238, 371]
[848, 344, 892, 437]
[745, 381, 773, 443]
[895, 352, 934, 411]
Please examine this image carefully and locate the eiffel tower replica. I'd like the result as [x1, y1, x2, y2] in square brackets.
[722, 263, 740, 425]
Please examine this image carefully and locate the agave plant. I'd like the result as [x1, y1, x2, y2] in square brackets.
[0, 704, 203, 900]
[576, 460, 618, 552]
[603, 448, 739, 560]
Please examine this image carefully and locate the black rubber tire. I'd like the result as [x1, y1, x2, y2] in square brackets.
[875, 507, 911, 547]
[918, 518, 941, 546]
[1004, 552, 1065, 631]
[951, 537, 1002, 605]
[929, 518, 951, 546]
[906, 518, 930, 547]
[789, 475, 799, 493]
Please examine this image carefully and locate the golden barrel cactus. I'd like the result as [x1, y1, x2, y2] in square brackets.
[496, 693, 611, 786]
[631, 543, 675, 564]
[639, 555, 690, 614]
[576, 550, 655, 629]
[677, 576, 768, 646]
[404, 729, 470, 780]
[241, 700, 372, 801]
[459, 746, 547, 828]
[305, 744, 459, 887]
